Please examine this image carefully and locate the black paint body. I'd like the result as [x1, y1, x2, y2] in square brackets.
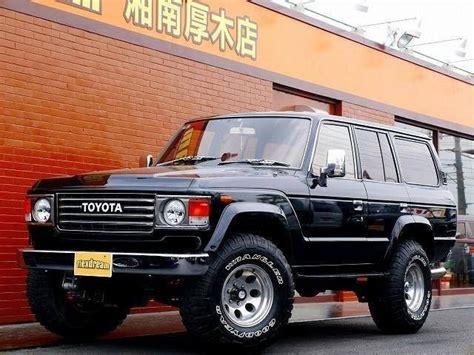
[26, 112, 457, 278]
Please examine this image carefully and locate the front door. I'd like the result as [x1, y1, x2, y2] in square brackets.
[304, 123, 368, 266]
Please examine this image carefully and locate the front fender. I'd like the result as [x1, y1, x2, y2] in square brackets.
[204, 202, 289, 252]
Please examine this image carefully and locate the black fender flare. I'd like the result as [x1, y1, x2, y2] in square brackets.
[204, 202, 289, 252]
[384, 215, 434, 260]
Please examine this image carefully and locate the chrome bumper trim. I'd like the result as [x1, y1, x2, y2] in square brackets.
[18, 249, 209, 276]
[431, 266, 447, 280]
[20, 249, 208, 258]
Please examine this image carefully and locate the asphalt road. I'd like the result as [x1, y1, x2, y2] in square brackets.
[9, 306, 474, 355]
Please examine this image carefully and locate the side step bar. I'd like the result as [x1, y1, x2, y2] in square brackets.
[297, 267, 447, 280]
[431, 266, 447, 280]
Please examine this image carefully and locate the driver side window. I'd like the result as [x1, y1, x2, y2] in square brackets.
[312, 124, 355, 179]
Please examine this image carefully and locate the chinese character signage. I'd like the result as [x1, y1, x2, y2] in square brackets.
[57, 0, 101, 14]
[53, 0, 258, 60]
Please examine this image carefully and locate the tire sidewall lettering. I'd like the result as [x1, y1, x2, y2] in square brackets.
[217, 252, 285, 339]
[405, 254, 431, 321]
[216, 305, 277, 339]
[225, 253, 284, 285]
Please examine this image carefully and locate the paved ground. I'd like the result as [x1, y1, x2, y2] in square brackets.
[3, 296, 474, 354]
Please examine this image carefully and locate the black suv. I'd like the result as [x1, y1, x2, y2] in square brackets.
[20, 112, 457, 349]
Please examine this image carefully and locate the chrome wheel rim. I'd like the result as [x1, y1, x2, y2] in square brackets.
[404, 263, 425, 312]
[221, 264, 274, 328]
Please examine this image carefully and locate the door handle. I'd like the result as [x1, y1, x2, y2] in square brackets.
[400, 203, 409, 214]
[353, 200, 364, 211]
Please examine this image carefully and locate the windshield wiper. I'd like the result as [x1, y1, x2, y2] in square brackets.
[157, 156, 219, 166]
[218, 159, 291, 167]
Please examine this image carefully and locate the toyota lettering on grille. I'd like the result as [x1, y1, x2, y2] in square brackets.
[81, 202, 123, 213]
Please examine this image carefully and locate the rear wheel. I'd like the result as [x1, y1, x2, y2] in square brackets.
[368, 240, 432, 334]
[27, 270, 129, 339]
[180, 233, 294, 349]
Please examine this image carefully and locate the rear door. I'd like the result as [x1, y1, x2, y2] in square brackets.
[353, 128, 409, 264]
[393, 136, 457, 241]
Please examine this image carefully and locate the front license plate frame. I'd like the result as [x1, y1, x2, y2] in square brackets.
[74, 252, 113, 278]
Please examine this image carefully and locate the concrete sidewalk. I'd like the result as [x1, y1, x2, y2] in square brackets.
[1, 295, 473, 352]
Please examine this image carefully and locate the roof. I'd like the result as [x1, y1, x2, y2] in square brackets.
[191, 111, 431, 140]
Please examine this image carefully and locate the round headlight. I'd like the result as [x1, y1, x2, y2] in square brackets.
[32, 198, 51, 223]
[163, 199, 186, 226]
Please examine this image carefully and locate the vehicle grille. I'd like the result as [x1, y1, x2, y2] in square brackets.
[57, 193, 155, 233]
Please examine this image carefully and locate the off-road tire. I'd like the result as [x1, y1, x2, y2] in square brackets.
[27, 269, 129, 339]
[180, 233, 294, 349]
[368, 240, 432, 334]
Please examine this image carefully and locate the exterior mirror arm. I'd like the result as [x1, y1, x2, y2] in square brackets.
[310, 170, 328, 188]
[146, 155, 154, 168]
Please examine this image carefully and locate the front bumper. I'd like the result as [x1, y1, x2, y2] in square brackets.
[18, 249, 209, 276]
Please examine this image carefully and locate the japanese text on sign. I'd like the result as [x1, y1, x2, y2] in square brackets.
[122, 0, 258, 60]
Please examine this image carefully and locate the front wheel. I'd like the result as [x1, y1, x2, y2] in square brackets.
[27, 270, 129, 339]
[180, 233, 294, 349]
[368, 240, 432, 334]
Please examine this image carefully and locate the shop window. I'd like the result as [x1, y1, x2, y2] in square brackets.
[395, 121, 434, 140]
[439, 133, 474, 216]
[469, 223, 474, 238]
[457, 223, 466, 238]
[312, 124, 355, 179]
[396, 119, 474, 289]
[273, 86, 335, 114]
[395, 138, 438, 186]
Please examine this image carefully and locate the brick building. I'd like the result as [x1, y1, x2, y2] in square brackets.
[0, 0, 472, 325]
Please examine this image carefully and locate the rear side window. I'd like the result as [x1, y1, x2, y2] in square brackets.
[355, 130, 398, 183]
[355, 129, 384, 181]
[395, 138, 438, 186]
[379, 134, 398, 183]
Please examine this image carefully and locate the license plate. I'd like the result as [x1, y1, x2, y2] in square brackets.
[74, 252, 113, 278]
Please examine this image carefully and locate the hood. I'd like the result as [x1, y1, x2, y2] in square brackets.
[31, 165, 297, 192]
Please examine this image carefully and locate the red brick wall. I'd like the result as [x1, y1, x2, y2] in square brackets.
[336, 102, 395, 125]
[0, 8, 273, 325]
[0, 7, 397, 326]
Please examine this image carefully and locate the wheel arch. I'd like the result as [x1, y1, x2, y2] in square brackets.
[386, 215, 434, 261]
[204, 202, 293, 262]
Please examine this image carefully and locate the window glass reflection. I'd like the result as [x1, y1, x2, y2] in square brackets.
[439, 133, 474, 216]
[395, 121, 434, 139]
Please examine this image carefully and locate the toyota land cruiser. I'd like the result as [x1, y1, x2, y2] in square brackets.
[19, 112, 457, 349]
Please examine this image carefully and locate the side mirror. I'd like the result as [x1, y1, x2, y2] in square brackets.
[323, 149, 346, 178]
[309, 149, 346, 189]
[139, 154, 154, 168]
[146, 154, 154, 168]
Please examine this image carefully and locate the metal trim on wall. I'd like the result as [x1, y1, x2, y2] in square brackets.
[250, 0, 474, 85]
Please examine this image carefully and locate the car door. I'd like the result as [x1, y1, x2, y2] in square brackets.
[303, 122, 368, 266]
[393, 136, 457, 242]
[353, 128, 410, 264]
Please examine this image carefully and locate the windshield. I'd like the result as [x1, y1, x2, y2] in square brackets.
[158, 117, 311, 168]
